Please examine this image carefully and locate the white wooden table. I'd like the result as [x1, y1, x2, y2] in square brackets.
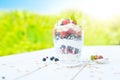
[0, 46, 120, 80]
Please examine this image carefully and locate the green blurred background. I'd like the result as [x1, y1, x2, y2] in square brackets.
[0, 10, 120, 56]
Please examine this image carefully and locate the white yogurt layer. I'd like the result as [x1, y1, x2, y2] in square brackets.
[54, 39, 83, 65]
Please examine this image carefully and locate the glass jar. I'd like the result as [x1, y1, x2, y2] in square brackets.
[53, 18, 84, 66]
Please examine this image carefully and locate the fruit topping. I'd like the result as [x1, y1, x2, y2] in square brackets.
[62, 19, 70, 25]
[60, 31, 67, 38]
[68, 28, 76, 34]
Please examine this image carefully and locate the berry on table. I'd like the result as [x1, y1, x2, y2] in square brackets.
[90, 55, 104, 61]
[42, 58, 46, 62]
[54, 58, 59, 62]
[50, 56, 55, 61]
[46, 56, 48, 59]
[2, 76, 5, 79]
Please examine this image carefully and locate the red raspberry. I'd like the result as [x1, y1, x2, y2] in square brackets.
[68, 28, 76, 34]
[60, 31, 67, 38]
[62, 19, 70, 25]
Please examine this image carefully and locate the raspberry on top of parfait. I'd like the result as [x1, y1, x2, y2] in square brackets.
[53, 18, 82, 40]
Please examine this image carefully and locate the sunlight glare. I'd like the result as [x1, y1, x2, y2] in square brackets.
[79, 0, 120, 20]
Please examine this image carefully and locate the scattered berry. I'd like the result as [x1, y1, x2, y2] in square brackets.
[42, 56, 59, 62]
[50, 56, 55, 61]
[42, 58, 46, 62]
[46, 56, 48, 59]
[54, 58, 59, 62]
[2, 76, 5, 79]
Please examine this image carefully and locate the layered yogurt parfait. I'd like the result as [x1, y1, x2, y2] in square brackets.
[53, 18, 84, 66]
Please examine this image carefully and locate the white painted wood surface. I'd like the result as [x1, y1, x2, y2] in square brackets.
[0, 46, 120, 80]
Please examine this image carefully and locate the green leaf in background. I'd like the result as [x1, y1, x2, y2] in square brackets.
[26, 25, 38, 43]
